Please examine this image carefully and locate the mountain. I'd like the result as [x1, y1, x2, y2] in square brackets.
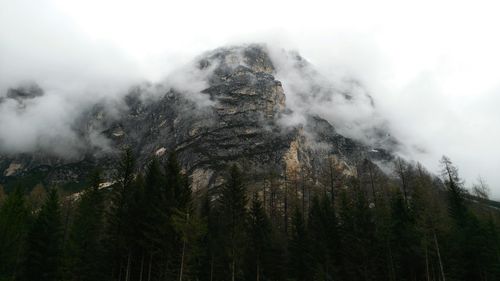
[0, 44, 395, 192]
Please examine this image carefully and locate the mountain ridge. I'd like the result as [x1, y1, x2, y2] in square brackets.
[0, 44, 394, 192]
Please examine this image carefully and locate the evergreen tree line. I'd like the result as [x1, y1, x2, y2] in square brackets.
[0, 150, 499, 281]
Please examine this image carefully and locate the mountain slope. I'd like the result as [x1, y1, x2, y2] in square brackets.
[0, 44, 394, 192]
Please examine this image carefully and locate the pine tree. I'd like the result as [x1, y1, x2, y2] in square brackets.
[440, 156, 468, 225]
[197, 193, 218, 281]
[106, 147, 136, 281]
[0, 184, 6, 206]
[0, 187, 31, 280]
[140, 157, 168, 281]
[63, 170, 106, 281]
[288, 208, 310, 281]
[440, 155, 486, 280]
[218, 165, 247, 281]
[22, 188, 62, 281]
[165, 152, 190, 210]
[245, 194, 272, 281]
[337, 178, 380, 281]
[171, 206, 207, 281]
[308, 195, 338, 280]
[388, 190, 421, 281]
[412, 163, 447, 281]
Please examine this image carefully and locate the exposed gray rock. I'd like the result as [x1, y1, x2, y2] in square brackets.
[0, 44, 394, 192]
[5, 82, 44, 103]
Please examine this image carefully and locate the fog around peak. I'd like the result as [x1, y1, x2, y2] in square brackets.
[1, 0, 500, 197]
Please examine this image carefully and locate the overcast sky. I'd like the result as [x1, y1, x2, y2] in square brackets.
[1, 0, 500, 198]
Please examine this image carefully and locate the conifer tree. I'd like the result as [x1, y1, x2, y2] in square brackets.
[0, 187, 31, 280]
[22, 188, 62, 281]
[165, 152, 190, 210]
[440, 156, 468, 225]
[106, 147, 136, 281]
[0, 184, 6, 205]
[171, 206, 207, 281]
[388, 190, 421, 281]
[245, 194, 272, 281]
[440, 156, 484, 280]
[288, 208, 311, 281]
[218, 165, 247, 281]
[308, 195, 339, 280]
[64, 170, 106, 281]
[412, 163, 447, 281]
[140, 157, 169, 281]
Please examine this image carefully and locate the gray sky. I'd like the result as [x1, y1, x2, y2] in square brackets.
[1, 0, 500, 198]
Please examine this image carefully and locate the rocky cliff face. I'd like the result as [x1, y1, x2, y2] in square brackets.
[0, 44, 393, 192]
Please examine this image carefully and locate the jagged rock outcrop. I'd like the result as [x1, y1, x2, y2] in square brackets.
[0, 44, 394, 192]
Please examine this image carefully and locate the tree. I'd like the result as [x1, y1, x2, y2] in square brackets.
[288, 208, 310, 281]
[0, 187, 31, 280]
[28, 183, 46, 211]
[472, 176, 490, 200]
[412, 163, 447, 281]
[171, 206, 206, 281]
[307, 195, 338, 280]
[218, 165, 247, 281]
[0, 184, 7, 206]
[388, 190, 421, 281]
[165, 152, 190, 210]
[106, 147, 137, 281]
[440, 156, 488, 280]
[245, 195, 272, 281]
[394, 157, 409, 205]
[337, 178, 379, 281]
[22, 188, 63, 281]
[63, 170, 106, 281]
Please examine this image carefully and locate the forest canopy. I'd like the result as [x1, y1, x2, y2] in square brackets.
[0, 150, 499, 281]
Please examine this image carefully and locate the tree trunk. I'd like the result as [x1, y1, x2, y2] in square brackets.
[302, 178, 305, 218]
[387, 240, 396, 281]
[425, 243, 430, 281]
[125, 251, 132, 281]
[118, 260, 123, 281]
[397, 159, 408, 205]
[231, 257, 235, 281]
[284, 173, 288, 234]
[147, 252, 153, 281]
[256, 261, 260, 281]
[139, 252, 145, 281]
[179, 239, 186, 281]
[329, 158, 335, 202]
[210, 255, 214, 281]
[368, 163, 376, 202]
[433, 230, 446, 281]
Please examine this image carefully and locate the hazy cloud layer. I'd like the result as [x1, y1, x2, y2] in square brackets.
[1, 0, 500, 198]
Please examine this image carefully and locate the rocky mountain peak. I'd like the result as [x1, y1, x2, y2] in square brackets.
[6, 82, 44, 101]
[198, 44, 275, 76]
[0, 44, 394, 192]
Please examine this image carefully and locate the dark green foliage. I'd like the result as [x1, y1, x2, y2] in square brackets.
[0, 188, 31, 280]
[307, 195, 339, 280]
[245, 194, 284, 281]
[22, 188, 62, 281]
[63, 170, 106, 281]
[105, 147, 139, 281]
[2, 152, 500, 281]
[165, 152, 190, 210]
[171, 206, 207, 281]
[387, 191, 421, 281]
[288, 207, 311, 281]
[337, 181, 380, 281]
[218, 165, 248, 281]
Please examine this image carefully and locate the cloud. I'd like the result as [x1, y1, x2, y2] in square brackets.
[1, 0, 500, 198]
[267, 46, 391, 148]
